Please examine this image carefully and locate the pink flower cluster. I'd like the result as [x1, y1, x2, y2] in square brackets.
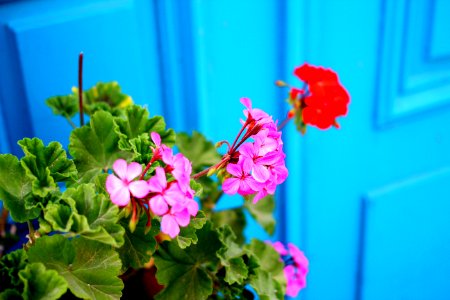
[106, 132, 198, 238]
[222, 98, 288, 203]
[271, 241, 309, 297]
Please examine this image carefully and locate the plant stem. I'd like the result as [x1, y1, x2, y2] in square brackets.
[229, 119, 249, 153]
[65, 116, 77, 129]
[277, 117, 291, 131]
[27, 221, 35, 244]
[140, 158, 155, 180]
[78, 52, 85, 126]
[192, 155, 230, 180]
[0, 208, 8, 237]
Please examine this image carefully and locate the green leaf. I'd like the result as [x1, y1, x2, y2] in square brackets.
[154, 222, 221, 300]
[216, 225, 248, 285]
[176, 131, 221, 172]
[0, 249, 28, 290]
[80, 82, 133, 116]
[211, 208, 246, 245]
[115, 105, 176, 152]
[0, 154, 38, 222]
[118, 217, 160, 271]
[43, 202, 73, 232]
[0, 289, 22, 299]
[27, 235, 123, 300]
[127, 134, 153, 164]
[69, 110, 132, 181]
[18, 138, 77, 197]
[62, 183, 125, 247]
[244, 195, 276, 235]
[175, 211, 207, 249]
[115, 105, 156, 140]
[46, 95, 79, 118]
[245, 239, 286, 298]
[19, 263, 68, 300]
[248, 269, 282, 300]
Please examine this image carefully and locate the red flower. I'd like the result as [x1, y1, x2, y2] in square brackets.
[294, 63, 338, 83]
[292, 63, 350, 130]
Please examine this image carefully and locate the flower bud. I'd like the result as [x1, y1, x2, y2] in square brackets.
[275, 80, 288, 87]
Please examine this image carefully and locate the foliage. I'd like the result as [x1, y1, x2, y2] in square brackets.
[0, 61, 348, 299]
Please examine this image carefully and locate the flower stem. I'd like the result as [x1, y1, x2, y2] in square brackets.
[277, 117, 291, 131]
[229, 119, 249, 153]
[140, 158, 155, 180]
[78, 52, 85, 126]
[27, 220, 36, 244]
[192, 154, 230, 180]
[65, 116, 77, 129]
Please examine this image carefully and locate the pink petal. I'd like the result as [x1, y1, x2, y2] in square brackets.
[288, 243, 309, 271]
[113, 159, 128, 179]
[253, 189, 267, 204]
[252, 164, 270, 183]
[257, 152, 281, 166]
[186, 200, 199, 216]
[271, 241, 288, 255]
[241, 157, 254, 173]
[164, 186, 184, 207]
[174, 208, 190, 227]
[239, 143, 255, 160]
[226, 163, 242, 177]
[246, 176, 264, 192]
[106, 174, 126, 195]
[284, 266, 302, 297]
[162, 147, 174, 165]
[151, 132, 161, 146]
[240, 97, 252, 110]
[129, 180, 150, 198]
[150, 195, 169, 216]
[238, 180, 256, 195]
[154, 167, 167, 189]
[148, 167, 166, 192]
[222, 178, 240, 195]
[126, 162, 143, 181]
[161, 215, 180, 238]
[110, 186, 131, 206]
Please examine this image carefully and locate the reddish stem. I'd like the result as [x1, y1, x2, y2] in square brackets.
[231, 123, 261, 152]
[229, 119, 250, 154]
[192, 154, 230, 180]
[277, 118, 291, 131]
[78, 52, 84, 126]
[144, 205, 152, 229]
[140, 157, 156, 180]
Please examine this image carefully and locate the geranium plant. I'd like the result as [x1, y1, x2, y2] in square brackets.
[0, 56, 349, 299]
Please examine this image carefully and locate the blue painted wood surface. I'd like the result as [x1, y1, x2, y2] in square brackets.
[1, 1, 450, 299]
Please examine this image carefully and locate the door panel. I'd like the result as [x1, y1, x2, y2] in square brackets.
[0, 0, 162, 154]
[361, 167, 450, 300]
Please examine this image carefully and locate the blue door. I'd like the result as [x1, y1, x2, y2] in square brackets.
[1, 1, 450, 299]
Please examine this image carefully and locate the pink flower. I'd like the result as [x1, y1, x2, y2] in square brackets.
[151, 132, 172, 161]
[163, 152, 193, 192]
[148, 167, 184, 216]
[271, 241, 288, 255]
[240, 97, 273, 125]
[239, 141, 281, 183]
[268, 241, 309, 298]
[222, 159, 263, 196]
[288, 243, 309, 276]
[224, 99, 288, 204]
[106, 159, 150, 206]
[161, 203, 191, 238]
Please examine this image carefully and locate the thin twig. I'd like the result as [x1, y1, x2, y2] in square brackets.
[78, 52, 84, 126]
[65, 116, 77, 129]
